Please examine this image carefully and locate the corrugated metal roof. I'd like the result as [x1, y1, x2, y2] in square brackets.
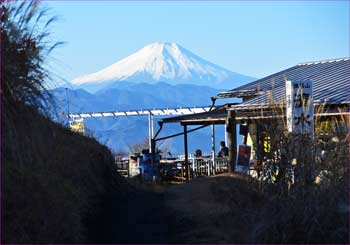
[223, 58, 350, 110]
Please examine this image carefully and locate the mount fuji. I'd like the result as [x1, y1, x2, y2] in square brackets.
[71, 42, 254, 93]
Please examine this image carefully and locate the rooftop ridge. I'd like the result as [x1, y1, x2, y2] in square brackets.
[297, 57, 350, 66]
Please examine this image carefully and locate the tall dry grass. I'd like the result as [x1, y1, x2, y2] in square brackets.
[245, 90, 349, 243]
[1, 1, 125, 243]
[2, 105, 124, 243]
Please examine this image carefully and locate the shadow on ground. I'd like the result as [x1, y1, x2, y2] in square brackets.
[93, 174, 260, 244]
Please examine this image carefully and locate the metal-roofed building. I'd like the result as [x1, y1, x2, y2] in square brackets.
[219, 57, 350, 117]
[157, 57, 350, 178]
[219, 57, 350, 175]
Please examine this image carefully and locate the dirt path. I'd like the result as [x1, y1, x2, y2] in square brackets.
[95, 174, 260, 244]
[97, 183, 169, 244]
[164, 174, 261, 244]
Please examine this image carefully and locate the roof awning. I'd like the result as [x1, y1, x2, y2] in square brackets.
[161, 104, 236, 125]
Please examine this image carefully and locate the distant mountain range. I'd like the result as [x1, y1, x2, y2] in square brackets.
[51, 42, 255, 153]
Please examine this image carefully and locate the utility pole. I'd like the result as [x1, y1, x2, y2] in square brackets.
[65, 88, 71, 127]
[65, 88, 70, 117]
[211, 124, 216, 175]
[148, 113, 154, 153]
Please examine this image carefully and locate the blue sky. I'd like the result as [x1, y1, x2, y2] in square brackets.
[46, 1, 349, 82]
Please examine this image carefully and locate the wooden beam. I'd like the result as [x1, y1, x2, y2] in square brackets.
[180, 119, 226, 126]
[227, 110, 237, 172]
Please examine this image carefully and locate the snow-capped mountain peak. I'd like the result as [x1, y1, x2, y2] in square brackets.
[71, 42, 254, 92]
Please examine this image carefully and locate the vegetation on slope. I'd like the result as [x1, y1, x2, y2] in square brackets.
[165, 171, 349, 244]
[1, 2, 125, 243]
[2, 105, 125, 243]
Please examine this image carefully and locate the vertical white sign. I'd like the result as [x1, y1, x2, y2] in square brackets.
[286, 80, 314, 135]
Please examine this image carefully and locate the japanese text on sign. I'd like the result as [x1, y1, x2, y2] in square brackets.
[286, 80, 314, 134]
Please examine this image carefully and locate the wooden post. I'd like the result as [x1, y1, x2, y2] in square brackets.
[151, 139, 156, 159]
[255, 124, 262, 178]
[347, 115, 350, 157]
[227, 110, 237, 172]
[225, 123, 228, 149]
[242, 124, 248, 145]
[184, 125, 189, 181]
[256, 124, 262, 161]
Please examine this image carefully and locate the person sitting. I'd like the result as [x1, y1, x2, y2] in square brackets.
[194, 149, 202, 158]
[217, 141, 229, 157]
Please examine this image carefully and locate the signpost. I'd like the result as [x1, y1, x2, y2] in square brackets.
[69, 118, 85, 134]
[286, 80, 314, 135]
[235, 144, 251, 173]
[286, 80, 314, 184]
